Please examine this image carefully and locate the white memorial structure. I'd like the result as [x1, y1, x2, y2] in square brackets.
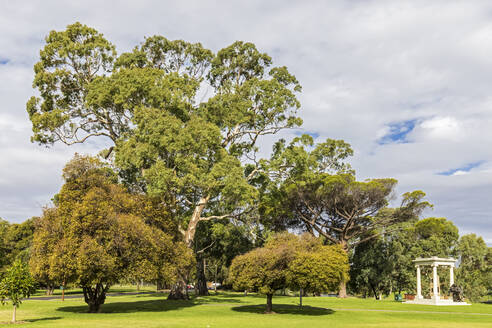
[405, 256, 469, 305]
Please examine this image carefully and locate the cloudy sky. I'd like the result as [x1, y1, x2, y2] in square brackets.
[1, 0, 491, 244]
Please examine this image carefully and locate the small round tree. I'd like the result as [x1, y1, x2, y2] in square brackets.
[287, 244, 348, 305]
[229, 233, 348, 313]
[0, 260, 37, 323]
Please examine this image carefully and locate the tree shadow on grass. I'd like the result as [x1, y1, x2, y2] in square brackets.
[26, 317, 62, 323]
[57, 299, 197, 314]
[134, 292, 167, 298]
[57, 296, 243, 314]
[206, 292, 252, 298]
[232, 304, 335, 316]
[193, 297, 243, 305]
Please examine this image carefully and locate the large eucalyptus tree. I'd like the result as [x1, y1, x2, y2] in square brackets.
[27, 22, 302, 297]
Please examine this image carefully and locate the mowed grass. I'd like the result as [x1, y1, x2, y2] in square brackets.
[0, 290, 491, 327]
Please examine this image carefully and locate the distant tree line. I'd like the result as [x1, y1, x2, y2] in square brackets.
[0, 218, 36, 274]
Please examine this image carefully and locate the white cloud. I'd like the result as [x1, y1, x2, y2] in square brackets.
[451, 170, 469, 176]
[418, 116, 462, 141]
[0, 0, 491, 244]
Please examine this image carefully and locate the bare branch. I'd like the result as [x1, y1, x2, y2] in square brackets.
[198, 214, 232, 222]
[351, 233, 380, 247]
[196, 240, 215, 254]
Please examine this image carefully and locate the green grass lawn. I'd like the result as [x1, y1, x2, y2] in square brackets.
[1, 290, 490, 327]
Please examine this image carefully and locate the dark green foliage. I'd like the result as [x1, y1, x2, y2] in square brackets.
[0, 219, 10, 272]
[194, 221, 257, 289]
[0, 218, 36, 275]
[349, 236, 394, 299]
[349, 217, 461, 298]
[413, 217, 459, 257]
[455, 234, 491, 301]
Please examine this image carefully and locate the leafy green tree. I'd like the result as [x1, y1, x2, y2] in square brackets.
[26, 22, 117, 146]
[29, 208, 61, 295]
[486, 248, 492, 299]
[401, 217, 459, 297]
[4, 219, 36, 265]
[115, 41, 301, 296]
[0, 218, 37, 275]
[262, 135, 431, 297]
[30, 155, 186, 312]
[0, 219, 10, 273]
[385, 225, 417, 295]
[165, 242, 196, 300]
[456, 234, 490, 301]
[27, 22, 302, 298]
[229, 233, 348, 313]
[349, 235, 395, 299]
[0, 260, 37, 323]
[412, 217, 459, 258]
[127, 193, 183, 291]
[348, 230, 395, 298]
[228, 233, 297, 313]
[406, 218, 459, 297]
[287, 242, 348, 303]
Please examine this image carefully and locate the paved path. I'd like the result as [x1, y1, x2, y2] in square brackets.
[329, 307, 492, 316]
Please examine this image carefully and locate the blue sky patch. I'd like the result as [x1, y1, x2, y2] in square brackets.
[378, 119, 417, 144]
[295, 130, 320, 139]
[0, 58, 9, 65]
[437, 161, 485, 176]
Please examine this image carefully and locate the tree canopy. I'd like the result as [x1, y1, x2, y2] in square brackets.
[30, 155, 189, 312]
[0, 218, 36, 274]
[0, 260, 37, 323]
[229, 233, 348, 313]
[27, 22, 303, 297]
[260, 135, 431, 297]
[456, 234, 491, 301]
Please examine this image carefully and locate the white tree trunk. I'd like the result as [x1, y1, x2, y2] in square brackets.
[184, 196, 209, 247]
[12, 305, 16, 323]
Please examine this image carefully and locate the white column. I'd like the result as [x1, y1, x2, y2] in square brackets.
[449, 265, 454, 286]
[432, 264, 439, 300]
[416, 265, 422, 299]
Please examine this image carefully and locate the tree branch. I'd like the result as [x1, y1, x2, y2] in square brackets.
[198, 214, 232, 222]
[196, 240, 215, 254]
